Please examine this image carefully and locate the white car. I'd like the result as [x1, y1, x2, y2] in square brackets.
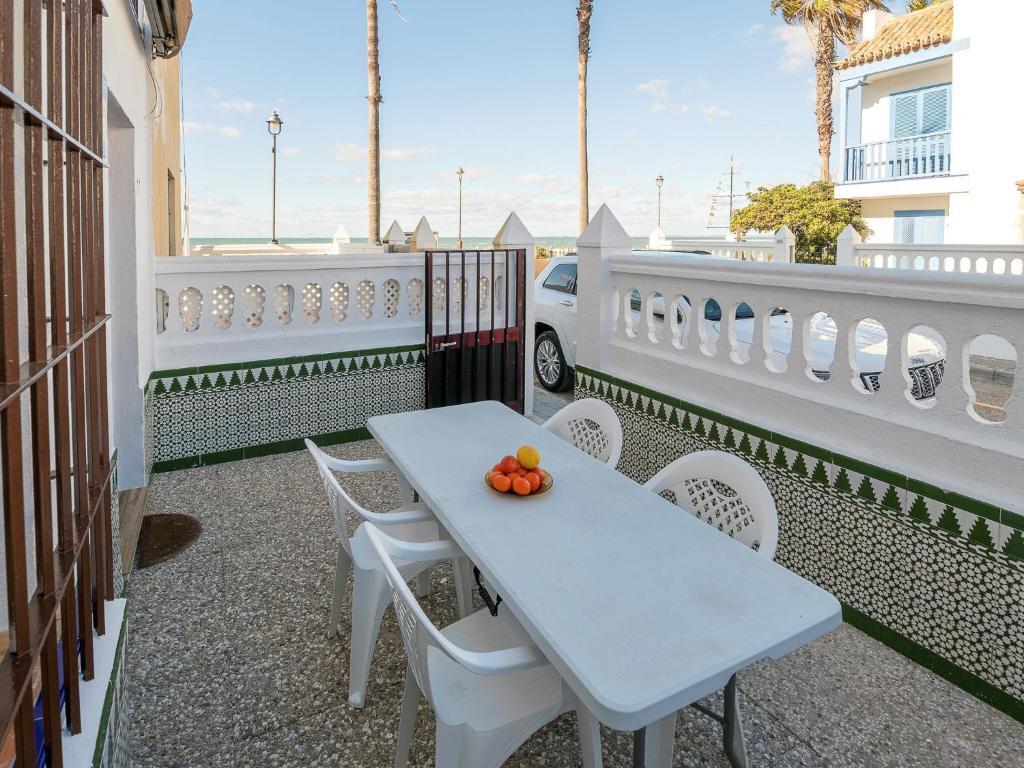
[534, 253, 946, 399]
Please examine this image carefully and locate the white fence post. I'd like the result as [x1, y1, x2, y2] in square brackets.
[493, 212, 536, 416]
[773, 225, 796, 264]
[576, 204, 632, 374]
[410, 216, 435, 250]
[836, 223, 862, 267]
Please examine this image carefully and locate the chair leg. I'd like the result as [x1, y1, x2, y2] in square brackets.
[415, 569, 432, 598]
[453, 557, 474, 618]
[576, 705, 603, 768]
[348, 566, 389, 708]
[394, 666, 420, 768]
[327, 546, 351, 639]
[643, 711, 677, 768]
[723, 674, 749, 768]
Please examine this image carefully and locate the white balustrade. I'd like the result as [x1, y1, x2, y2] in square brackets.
[843, 131, 951, 182]
[154, 250, 520, 369]
[577, 205, 1023, 512]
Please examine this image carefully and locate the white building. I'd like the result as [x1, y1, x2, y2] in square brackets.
[834, 1, 1024, 244]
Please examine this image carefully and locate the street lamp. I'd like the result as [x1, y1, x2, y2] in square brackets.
[266, 110, 283, 244]
[456, 166, 465, 249]
[655, 175, 664, 229]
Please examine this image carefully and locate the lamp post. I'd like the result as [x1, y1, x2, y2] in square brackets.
[655, 174, 664, 229]
[456, 166, 465, 249]
[266, 110, 283, 244]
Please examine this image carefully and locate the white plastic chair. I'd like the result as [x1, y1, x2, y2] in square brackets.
[542, 398, 623, 468]
[362, 523, 603, 768]
[306, 440, 474, 708]
[641, 449, 779, 767]
[643, 449, 778, 559]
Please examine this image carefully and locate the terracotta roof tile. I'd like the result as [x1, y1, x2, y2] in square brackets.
[836, 3, 953, 71]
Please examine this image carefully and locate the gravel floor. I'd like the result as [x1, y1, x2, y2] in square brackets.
[127, 436, 1024, 767]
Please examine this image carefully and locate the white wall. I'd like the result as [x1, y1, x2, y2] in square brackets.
[859, 59, 952, 146]
[946, 2, 1024, 244]
[103, 1, 155, 488]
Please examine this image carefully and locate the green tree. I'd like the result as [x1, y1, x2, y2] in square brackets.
[771, 0, 890, 182]
[730, 181, 869, 263]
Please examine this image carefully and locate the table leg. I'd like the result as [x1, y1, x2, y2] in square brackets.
[723, 673, 749, 768]
[644, 712, 677, 767]
[632, 728, 645, 768]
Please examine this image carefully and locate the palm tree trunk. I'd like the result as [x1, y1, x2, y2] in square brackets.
[367, 0, 381, 244]
[577, 1, 592, 234]
[813, 20, 834, 183]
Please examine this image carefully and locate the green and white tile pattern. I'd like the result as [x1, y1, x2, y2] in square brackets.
[149, 345, 425, 472]
[575, 365, 1024, 723]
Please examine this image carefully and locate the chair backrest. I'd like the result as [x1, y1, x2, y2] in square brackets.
[542, 398, 623, 468]
[306, 440, 384, 553]
[361, 524, 480, 706]
[643, 450, 779, 560]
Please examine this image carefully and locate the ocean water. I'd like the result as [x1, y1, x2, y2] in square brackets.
[188, 235, 724, 250]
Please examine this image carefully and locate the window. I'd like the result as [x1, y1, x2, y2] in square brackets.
[891, 84, 950, 138]
[894, 210, 945, 244]
[542, 263, 577, 294]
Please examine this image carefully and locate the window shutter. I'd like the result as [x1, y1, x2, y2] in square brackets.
[892, 93, 918, 138]
[921, 86, 949, 133]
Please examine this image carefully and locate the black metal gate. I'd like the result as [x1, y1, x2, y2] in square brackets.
[424, 249, 526, 412]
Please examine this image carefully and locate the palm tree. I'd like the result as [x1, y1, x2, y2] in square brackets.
[367, 0, 382, 244]
[366, 1, 404, 245]
[577, 1, 593, 234]
[907, 0, 945, 11]
[771, 0, 889, 183]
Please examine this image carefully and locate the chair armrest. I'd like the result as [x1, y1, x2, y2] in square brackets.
[458, 644, 548, 675]
[319, 455, 397, 474]
[362, 502, 435, 526]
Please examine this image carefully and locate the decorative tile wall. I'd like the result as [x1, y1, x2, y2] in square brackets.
[576, 365, 1024, 723]
[96, 617, 130, 768]
[149, 345, 426, 472]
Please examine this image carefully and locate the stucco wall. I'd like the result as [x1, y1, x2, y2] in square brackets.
[151, 56, 183, 257]
[860, 194, 949, 242]
[104, 2, 156, 489]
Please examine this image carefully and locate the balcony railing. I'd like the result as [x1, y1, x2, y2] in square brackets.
[842, 131, 951, 183]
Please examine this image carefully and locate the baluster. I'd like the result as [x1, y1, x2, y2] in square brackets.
[871, 317, 907, 409]
[931, 330, 972, 421]
[830, 313, 855, 394]
[747, 303, 772, 371]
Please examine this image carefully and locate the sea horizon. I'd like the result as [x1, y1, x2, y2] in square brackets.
[188, 234, 731, 250]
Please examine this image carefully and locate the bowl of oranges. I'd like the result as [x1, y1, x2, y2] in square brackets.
[485, 445, 552, 497]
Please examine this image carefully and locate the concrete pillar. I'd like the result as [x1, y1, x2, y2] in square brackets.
[493, 212, 536, 416]
[836, 223, 863, 267]
[773, 225, 796, 264]
[576, 204, 632, 374]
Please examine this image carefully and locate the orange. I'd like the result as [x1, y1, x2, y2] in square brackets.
[492, 463, 502, 472]
[516, 445, 540, 470]
[524, 471, 541, 492]
[499, 455, 520, 474]
[512, 476, 531, 496]
[491, 473, 512, 493]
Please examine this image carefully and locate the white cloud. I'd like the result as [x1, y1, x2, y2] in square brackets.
[702, 105, 731, 123]
[333, 143, 365, 162]
[434, 166, 490, 180]
[183, 121, 241, 139]
[381, 146, 436, 161]
[635, 78, 669, 99]
[772, 25, 812, 72]
[649, 101, 668, 114]
[517, 173, 571, 194]
[746, 23, 764, 36]
[678, 104, 691, 114]
[282, 147, 302, 157]
[204, 86, 220, 98]
[215, 99, 255, 113]
[333, 143, 436, 162]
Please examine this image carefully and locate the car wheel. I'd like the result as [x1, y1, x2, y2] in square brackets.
[535, 331, 571, 392]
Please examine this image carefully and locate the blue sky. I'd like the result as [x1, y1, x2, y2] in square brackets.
[181, 0, 822, 239]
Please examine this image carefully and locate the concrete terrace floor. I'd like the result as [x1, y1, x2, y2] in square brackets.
[126, 388, 1024, 767]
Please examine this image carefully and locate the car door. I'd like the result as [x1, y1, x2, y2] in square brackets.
[536, 260, 578, 366]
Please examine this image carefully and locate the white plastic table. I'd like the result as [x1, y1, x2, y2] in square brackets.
[369, 401, 841, 767]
